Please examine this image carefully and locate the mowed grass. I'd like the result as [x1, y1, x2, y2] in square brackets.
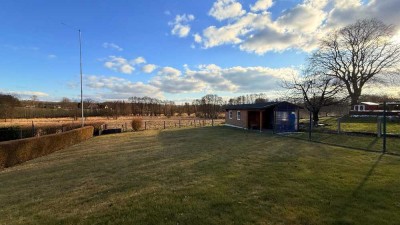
[287, 132, 400, 155]
[1, 127, 400, 225]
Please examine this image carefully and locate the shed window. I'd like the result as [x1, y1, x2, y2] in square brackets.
[237, 111, 241, 120]
[228, 110, 232, 119]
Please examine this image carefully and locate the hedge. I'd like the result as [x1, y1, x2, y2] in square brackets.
[0, 126, 94, 169]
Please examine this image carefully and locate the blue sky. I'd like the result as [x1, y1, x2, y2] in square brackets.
[1, 0, 399, 103]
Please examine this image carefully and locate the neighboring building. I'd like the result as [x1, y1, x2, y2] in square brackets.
[352, 102, 380, 112]
[225, 102, 300, 133]
[350, 102, 400, 116]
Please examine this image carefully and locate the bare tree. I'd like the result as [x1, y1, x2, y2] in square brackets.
[0, 94, 20, 122]
[283, 70, 347, 124]
[60, 97, 72, 109]
[310, 19, 400, 106]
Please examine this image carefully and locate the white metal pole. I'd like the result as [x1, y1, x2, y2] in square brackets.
[79, 29, 84, 127]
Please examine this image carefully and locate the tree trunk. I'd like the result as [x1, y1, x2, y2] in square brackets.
[350, 89, 362, 106]
[312, 110, 319, 125]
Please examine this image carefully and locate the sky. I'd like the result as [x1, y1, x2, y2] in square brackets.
[1, 0, 400, 103]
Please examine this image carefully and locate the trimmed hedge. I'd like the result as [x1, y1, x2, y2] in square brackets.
[0, 126, 94, 169]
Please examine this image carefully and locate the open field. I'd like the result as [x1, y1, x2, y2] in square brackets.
[1, 127, 400, 224]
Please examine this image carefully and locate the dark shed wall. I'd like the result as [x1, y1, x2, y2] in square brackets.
[274, 102, 298, 132]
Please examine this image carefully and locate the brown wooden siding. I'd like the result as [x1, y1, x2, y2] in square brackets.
[225, 110, 248, 128]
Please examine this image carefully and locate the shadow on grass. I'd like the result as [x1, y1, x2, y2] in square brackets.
[335, 153, 384, 224]
[366, 137, 379, 151]
[280, 131, 400, 157]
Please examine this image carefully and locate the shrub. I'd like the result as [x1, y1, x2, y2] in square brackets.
[0, 126, 94, 169]
[131, 118, 143, 131]
[0, 127, 21, 142]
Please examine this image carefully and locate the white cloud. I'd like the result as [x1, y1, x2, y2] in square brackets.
[277, 3, 326, 33]
[102, 42, 123, 51]
[48, 54, 57, 59]
[150, 67, 204, 93]
[157, 67, 182, 77]
[209, 0, 246, 21]
[202, 13, 271, 48]
[131, 56, 146, 65]
[169, 14, 195, 38]
[142, 64, 157, 73]
[193, 33, 202, 43]
[85, 75, 162, 99]
[80, 63, 302, 99]
[2, 90, 49, 99]
[148, 64, 298, 94]
[198, 0, 400, 54]
[104, 56, 135, 74]
[250, 0, 273, 12]
[186, 64, 298, 92]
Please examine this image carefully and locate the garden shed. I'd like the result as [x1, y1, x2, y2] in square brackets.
[225, 101, 300, 133]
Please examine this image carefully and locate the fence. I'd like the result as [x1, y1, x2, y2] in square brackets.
[285, 102, 400, 156]
[100, 119, 224, 131]
[143, 119, 223, 130]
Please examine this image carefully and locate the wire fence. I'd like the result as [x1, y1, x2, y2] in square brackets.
[0, 119, 225, 142]
[284, 102, 400, 156]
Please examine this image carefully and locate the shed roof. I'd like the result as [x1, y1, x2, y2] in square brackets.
[225, 101, 300, 110]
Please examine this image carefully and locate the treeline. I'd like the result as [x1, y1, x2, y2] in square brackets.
[0, 93, 275, 121]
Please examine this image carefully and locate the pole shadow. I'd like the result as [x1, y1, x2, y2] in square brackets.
[336, 153, 384, 222]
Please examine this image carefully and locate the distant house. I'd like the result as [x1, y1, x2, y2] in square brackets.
[350, 102, 400, 116]
[352, 102, 380, 111]
[225, 102, 300, 133]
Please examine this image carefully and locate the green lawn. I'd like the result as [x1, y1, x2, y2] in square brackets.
[1, 127, 400, 225]
[286, 131, 400, 155]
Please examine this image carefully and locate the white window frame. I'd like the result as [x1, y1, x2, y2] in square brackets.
[237, 111, 241, 120]
[228, 110, 232, 119]
[354, 105, 366, 111]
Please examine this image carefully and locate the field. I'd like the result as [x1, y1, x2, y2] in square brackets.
[1, 127, 399, 224]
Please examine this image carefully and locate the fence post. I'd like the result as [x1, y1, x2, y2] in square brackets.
[194, 120, 196, 127]
[383, 101, 387, 153]
[179, 119, 181, 128]
[145, 121, 147, 130]
[32, 121, 35, 137]
[337, 117, 341, 134]
[309, 111, 312, 141]
[377, 116, 382, 138]
[212, 118, 214, 127]
[203, 120, 205, 127]
[164, 121, 166, 129]
[20, 127, 23, 139]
